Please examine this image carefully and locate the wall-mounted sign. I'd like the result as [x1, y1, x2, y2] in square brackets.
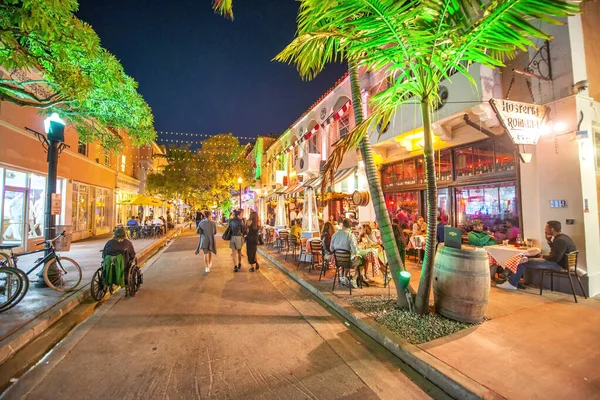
[550, 200, 567, 208]
[489, 99, 549, 145]
[51, 193, 62, 215]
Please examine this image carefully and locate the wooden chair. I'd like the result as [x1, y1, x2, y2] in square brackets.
[540, 250, 587, 303]
[277, 231, 289, 253]
[308, 239, 323, 273]
[332, 250, 358, 295]
[286, 235, 300, 261]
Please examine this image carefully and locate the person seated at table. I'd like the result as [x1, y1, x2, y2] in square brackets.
[468, 220, 497, 247]
[359, 224, 379, 245]
[497, 220, 576, 291]
[330, 219, 362, 287]
[505, 218, 520, 243]
[126, 215, 139, 238]
[371, 222, 382, 243]
[321, 221, 336, 254]
[290, 219, 302, 240]
[412, 216, 427, 236]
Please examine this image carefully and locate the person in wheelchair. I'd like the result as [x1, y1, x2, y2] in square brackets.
[102, 227, 136, 284]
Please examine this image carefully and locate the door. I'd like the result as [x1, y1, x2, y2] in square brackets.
[1, 187, 28, 250]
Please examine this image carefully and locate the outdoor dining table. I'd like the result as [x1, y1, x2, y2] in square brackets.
[484, 244, 540, 273]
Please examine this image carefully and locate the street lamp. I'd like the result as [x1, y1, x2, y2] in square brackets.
[237, 177, 243, 212]
[25, 113, 67, 288]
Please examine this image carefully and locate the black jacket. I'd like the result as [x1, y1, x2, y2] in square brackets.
[228, 217, 245, 236]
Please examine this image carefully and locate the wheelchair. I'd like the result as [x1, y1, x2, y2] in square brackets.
[91, 254, 143, 301]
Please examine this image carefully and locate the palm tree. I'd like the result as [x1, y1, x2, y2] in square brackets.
[277, 0, 580, 313]
[212, 0, 233, 19]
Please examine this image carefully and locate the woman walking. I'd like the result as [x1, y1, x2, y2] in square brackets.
[228, 210, 245, 272]
[195, 211, 217, 273]
[245, 211, 261, 272]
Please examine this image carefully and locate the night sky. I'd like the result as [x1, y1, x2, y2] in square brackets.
[76, 0, 347, 144]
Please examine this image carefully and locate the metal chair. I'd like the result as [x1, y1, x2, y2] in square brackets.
[332, 249, 358, 295]
[286, 235, 300, 261]
[308, 239, 323, 273]
[540, 250, 587, 303]
[277, 231, 289, 253]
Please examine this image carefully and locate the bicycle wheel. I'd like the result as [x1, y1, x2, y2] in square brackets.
[43, 256, 82, 292]
[127, 267, 141, 297]
[0, 269, 24, 312]
[90, 268, 107, 301]
[0, 267, 29, 312]
[0, 252, 12, 268]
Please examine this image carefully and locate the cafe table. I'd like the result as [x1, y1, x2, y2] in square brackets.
[484, 244, 540, 273]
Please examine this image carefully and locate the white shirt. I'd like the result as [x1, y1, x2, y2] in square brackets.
[153, 218, 163, 225]
[290, 211, 297, 220]
[330, 228, 358, 254]
[297, 211, 304, 220]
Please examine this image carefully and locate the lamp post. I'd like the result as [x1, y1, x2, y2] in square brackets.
[237, 177, 243, 212]
[25, 113, 67, 288]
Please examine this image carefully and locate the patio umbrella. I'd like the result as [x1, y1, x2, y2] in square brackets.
[275, 193, 287, 229]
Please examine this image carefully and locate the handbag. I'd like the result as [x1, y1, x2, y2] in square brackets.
[222, 225, 232, 241]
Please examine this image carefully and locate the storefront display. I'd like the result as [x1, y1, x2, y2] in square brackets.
[455, 182, 518, 230]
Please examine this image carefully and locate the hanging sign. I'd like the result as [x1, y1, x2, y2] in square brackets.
[489, 99, 549, 145]
[51, 193, 62, 215]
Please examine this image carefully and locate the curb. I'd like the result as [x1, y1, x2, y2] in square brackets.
[0, 227, 181, 366]
[258, 248, 503, 400]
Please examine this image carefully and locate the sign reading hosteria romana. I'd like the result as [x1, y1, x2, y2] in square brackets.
[489, 99, 549, 145]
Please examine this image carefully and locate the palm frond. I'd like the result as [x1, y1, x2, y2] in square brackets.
[212, 0, 233, 20]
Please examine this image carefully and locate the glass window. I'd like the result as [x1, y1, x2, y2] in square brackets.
[120, 155, 126, 173]
[2, 188, 26, 245]
[5, 169, 27, 188]
[104, 151, 110, 167]
[437, 149, 453, 181]
[28, 174, 46, 238]
[78, 141, 87, 156]
[455, 146, 473, 178]
[382, 166, 394, 189]
[72, 183, 89, 232]
[309, 132, 319, 154]
[403, 160, 416, 185]
[339, 114, 350, 138]
[392, 163, 403, 187]
[495, 141, 516, 172]
[277, 155, 285, 171]
[385, 191, 420, 228]
[473, 141, 495, 175]
[437, 188, 450, 223]
[455, 182, 519, 232]
[95, 188, 109, 228]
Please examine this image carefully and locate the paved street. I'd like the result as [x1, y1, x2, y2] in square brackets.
[3, 233, 442, 399]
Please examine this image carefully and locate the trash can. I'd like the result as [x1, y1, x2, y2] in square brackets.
[54, 225, 72, 252]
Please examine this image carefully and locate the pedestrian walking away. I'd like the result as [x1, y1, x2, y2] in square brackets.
[228, 209, 246, 272]
[245, 211, 261, 272]
[195, 210, 217, 273]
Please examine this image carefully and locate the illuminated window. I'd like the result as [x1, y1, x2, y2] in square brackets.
[104, 151, 110, 166]
[308, 132, 320, 154]
[121, 155, 126, 173]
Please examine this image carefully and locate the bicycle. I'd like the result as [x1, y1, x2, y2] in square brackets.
[0, 231, 82, 311]
[91, 252, 142, 301]
[0, 268, 25, 312]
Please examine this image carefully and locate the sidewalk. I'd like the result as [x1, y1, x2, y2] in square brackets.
[259, 244, 600, 399]
[0, 226, 188, 367]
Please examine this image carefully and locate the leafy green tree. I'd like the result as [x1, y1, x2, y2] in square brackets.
[278, 0, 579, 313]
[146, 147, 198, 204]
[0, 0, 155, 148]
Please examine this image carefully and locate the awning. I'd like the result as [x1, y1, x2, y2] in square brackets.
[284, 183, 304, 197]
[331, 166, 358, 185]
[117, 194, 165, 207]
[303, 176, 323, 189]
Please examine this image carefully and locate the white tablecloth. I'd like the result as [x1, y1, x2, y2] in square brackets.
[484, 245, 540, 267]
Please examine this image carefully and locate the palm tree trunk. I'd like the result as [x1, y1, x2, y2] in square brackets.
[348, 62, 409, 309]
[414, 97, 437, 314]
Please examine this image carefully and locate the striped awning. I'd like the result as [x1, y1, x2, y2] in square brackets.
[284, 183, 305, 198]
[303, 167, 358, 189]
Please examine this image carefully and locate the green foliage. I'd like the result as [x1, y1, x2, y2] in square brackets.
[146, 134, 252, 210]
[0, 0, 156, 148]
[212, 0, 234, 19]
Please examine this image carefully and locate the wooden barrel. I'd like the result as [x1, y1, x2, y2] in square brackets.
[352, 191, 370, 207]
[433, 245, 490, 323]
